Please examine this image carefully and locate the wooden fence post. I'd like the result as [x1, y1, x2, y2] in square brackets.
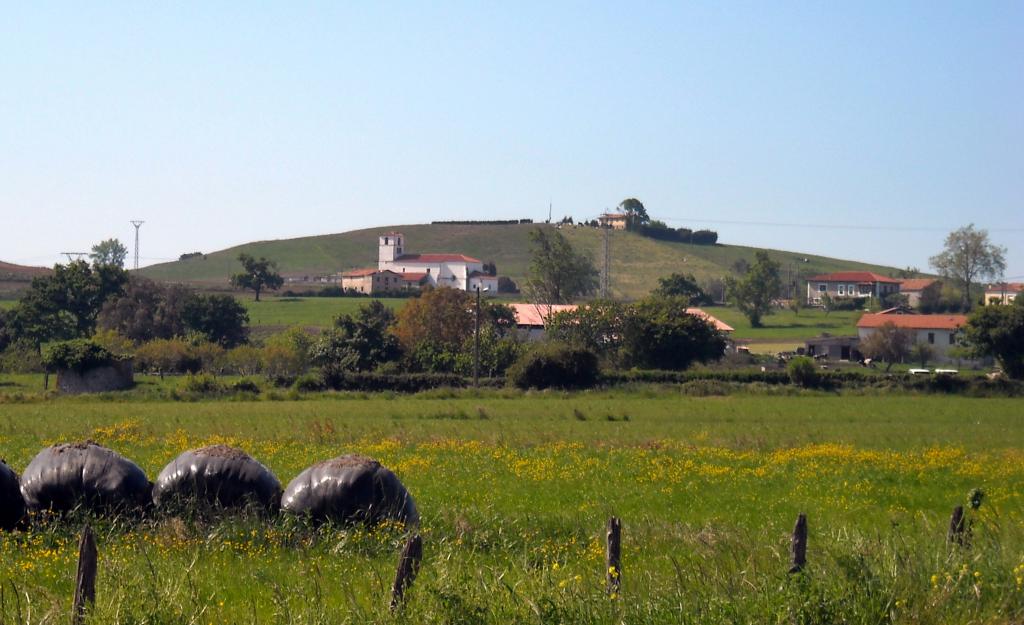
[788, 513, 807, 574]
[948, 505, 965, 545]
[606, 516, 621, 596]
[72, 525, 97, 625]
[390, 533, 422, 611]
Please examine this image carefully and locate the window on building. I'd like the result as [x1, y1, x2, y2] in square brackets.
[848, 284, 855, 296]
[838, 285, 845, 296]
[928, 332, 935, 344]
[818, 283, 827, 293]
[384, 237, 389, 245]
[949, 333, 955, 345]
[426, 268, 431, 274]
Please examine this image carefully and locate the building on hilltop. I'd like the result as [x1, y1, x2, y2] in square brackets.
[806, 271, 901, 305]
[597, 213, 628, 230]
[375, 232, 499, 292]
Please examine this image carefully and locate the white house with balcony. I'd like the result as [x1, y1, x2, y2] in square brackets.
[377, 232, 499, 292]
[806, 271, 901, 305]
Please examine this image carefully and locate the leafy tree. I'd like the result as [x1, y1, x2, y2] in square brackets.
[9, 260, 128, 347]
[393, 287, 512, 353]
[97, 277, 193, 342]
[621, 297, 727, 370]
[731, 258, 750, 275]
[134, 338, 194, 378]
[787, 356, 818, 387]
[225, 345, 263, 376]
[230, 253, 284, 301]
[182, 294, 249, 347]
[653, 273, 710, 305]
[311, 300, 402, 372]
[820, 293, 835, 315]
[964, 297, 1024, 378]
[525, 228, 599, 305]
[929, 224, 1007, 310]
[90, 238, 129, 268]
[859, 322, 913, 372]
[725, 251, 781, 328]
[0, 308, 11, 352]
[788, 297, 803, 317]
[909, 342, 936, 368]
[546, 300, 627, 361]
[618, 198, 650, 230]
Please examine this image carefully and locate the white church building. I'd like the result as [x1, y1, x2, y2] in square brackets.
[376, 232, 499, 292]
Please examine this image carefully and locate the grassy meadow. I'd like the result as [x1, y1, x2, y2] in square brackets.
[1, 390, 1023, 623]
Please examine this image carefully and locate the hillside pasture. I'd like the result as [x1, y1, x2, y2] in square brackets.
[0, 392, 1022, 623]
[138, 223, 906, 301]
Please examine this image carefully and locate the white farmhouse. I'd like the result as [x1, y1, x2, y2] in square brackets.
[856, 313, 968, 362]
[377, 232, 499, 292]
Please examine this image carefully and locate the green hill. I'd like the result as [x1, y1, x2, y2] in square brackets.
[139, 223, 905, 300]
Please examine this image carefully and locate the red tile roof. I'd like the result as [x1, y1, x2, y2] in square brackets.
[899, 278, 939, 291]
[396, 253, 481, 264]
[985, 283, 1024, 293]
[857, 313, 967, 331]
[807, 272, 901, 284]
[340, 268, 379, 278]
[399, 272, 429, 282]
[685, 308, 734, 332]
[510, 303, 578, 327]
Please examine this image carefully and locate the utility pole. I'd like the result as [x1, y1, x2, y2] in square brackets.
[601, 222, 611, 299]
[60, 252, 88, 263]
[130, 220, 144, 270]
[474, 285, 482, 387]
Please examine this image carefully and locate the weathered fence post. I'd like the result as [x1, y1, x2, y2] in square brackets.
[948, 505, 965, 545]
[390, 533, 422, 611]
[72, 525, 97, 625]
[606, 516, 622, 596]
[788, 513, 807, 574]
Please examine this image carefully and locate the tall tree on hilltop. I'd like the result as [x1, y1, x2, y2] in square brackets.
[230, 253, 284, 301]
[525, 228, 599, 305]
[618, 198, 650, 230]
[929, 224, 1006, 310]
[89, 238, 129, 268]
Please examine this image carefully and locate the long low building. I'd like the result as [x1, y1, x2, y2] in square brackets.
[856, 313, 968, 361]
[509, 303, 733, 341]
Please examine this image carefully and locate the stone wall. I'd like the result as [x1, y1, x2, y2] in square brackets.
[57, 360, 134, 394]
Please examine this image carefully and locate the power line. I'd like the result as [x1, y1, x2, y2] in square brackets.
[658, 216, 1024, 233]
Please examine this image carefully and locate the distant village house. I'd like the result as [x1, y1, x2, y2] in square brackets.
[898, 278, 941, 308]
[509, 303, 733, 341]
[856, 312, 968, 362]
[806, 271, 901, 305]
[984, 282, 1022, 306]
[597, 213, 628, 230]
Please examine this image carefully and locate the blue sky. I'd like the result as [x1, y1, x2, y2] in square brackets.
[2, 2, 1021, 276]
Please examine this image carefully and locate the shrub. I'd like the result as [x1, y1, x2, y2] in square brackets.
[182, 373, 224, 394]
[507, 343, 600, 390]
[42, 339, 119, 372]
[0, 340, 45, 374]
[319, 370, 472, 393]
[293, 373, 326, 392]
[680, 379, 733, 396]
[787, 357, 819, 388]
[135, 338, 198, 375]
[230, 378, 261, 394]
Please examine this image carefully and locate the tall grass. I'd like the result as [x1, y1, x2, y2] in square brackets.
[1, 393, 1022, 623]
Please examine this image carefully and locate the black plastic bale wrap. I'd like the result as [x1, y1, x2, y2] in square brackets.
[19, 442, 152, 514]
[282, 455, 419, 526]
[1, 460, 26, 530]
[152, 445, 282, 511]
